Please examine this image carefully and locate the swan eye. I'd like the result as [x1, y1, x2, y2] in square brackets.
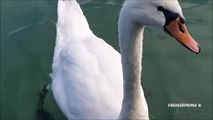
[178, 24, 185, 33]
[158, 7, 179, 26]
[157, 6, 164, 11]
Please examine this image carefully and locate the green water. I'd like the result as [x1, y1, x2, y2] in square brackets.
[1, 0, 212, 119]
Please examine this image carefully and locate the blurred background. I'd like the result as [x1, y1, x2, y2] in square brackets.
[1, 0, 212, 119]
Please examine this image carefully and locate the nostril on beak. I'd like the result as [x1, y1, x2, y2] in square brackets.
[178, 24, 185, 33]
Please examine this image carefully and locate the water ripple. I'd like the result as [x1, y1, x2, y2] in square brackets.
[78, 0, 94, 5]
[7, 24, 32, 36]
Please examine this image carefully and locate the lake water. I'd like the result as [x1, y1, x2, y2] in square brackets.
[1, 0, 212, 119]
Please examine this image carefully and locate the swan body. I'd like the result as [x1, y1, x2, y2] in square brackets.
[51, 1, 123, 119]
[51, 0, 200, 119]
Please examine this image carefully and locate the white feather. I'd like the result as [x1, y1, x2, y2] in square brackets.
[51, 0, 123, 119]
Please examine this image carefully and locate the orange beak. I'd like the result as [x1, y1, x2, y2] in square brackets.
[165, 17, 200, 54]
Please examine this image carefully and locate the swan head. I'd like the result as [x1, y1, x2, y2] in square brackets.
[120, 0, 200, 54]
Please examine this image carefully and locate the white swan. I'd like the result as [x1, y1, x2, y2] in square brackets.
[51, 0, 200, 119]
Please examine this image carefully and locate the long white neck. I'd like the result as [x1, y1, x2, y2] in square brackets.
[118, 5, 149, 120]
